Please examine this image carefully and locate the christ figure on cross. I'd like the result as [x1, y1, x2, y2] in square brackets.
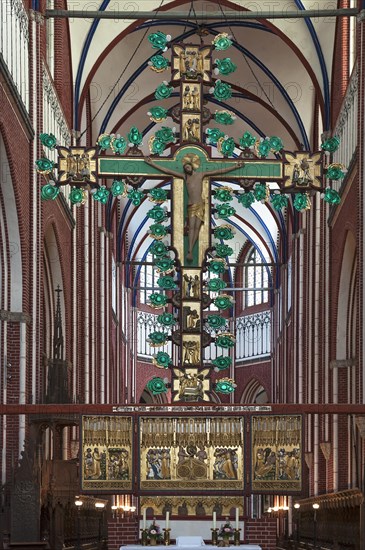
[146, 156, 244, 261]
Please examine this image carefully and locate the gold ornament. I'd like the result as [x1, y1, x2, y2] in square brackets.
[182, 153, 200, 170]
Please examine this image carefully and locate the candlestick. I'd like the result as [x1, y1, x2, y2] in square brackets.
[143, 509, 147, 530]
[234, 529, 241, 546]
[213, 511, 216, 529]
[166, 511, 170, 530]
[211, 528, 219, 546]
[163, 528, 171, 546]
[235, 507, 239, 529]
[141, 528, 148, 546]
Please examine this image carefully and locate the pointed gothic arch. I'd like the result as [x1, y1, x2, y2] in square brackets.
[336, 230, 356, 360]
[0, 132, 23, 313]
[240, 378, 269, 404]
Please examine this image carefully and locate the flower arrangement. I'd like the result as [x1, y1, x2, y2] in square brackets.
[218, 518, 235, 538]
[147, 518, 163, 543]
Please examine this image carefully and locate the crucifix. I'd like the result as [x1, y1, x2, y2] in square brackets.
[37, 32, 339, 402]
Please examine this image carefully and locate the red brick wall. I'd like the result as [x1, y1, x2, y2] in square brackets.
[245, 517, 277, 550]
[331, 0, 350, 128]
[108, 517, 140, 550]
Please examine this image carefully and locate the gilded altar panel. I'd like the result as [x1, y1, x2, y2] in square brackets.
[139, 417, 244, 490]
[81, 415, 133, 491]
[251, 415, 302, 492]
[140, 496, 243, 517]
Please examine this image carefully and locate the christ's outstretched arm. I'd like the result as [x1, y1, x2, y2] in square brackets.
[203, 159, 245, 177]
[145, 157, 183, 179]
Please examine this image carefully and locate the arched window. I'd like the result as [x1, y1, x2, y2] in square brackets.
[139, 251, 160, 304]
[245, 247, 269, 307]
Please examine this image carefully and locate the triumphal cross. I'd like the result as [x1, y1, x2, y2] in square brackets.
[37, 32, 341, 402]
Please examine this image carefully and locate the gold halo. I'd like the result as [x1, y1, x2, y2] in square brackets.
[182, 153, 200, 170]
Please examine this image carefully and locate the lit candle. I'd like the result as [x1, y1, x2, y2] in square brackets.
[166, 511, 170, 530]
[235, 508, 239, 530]
[213, 511, 216, 529]
[143, 509, 147, 530]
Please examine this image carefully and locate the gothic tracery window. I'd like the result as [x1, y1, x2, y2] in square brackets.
[245, 247, 269, 308]
[139, 251, 159, 304]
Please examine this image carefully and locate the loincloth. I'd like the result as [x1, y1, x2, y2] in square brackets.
[187, 202, 205, 222]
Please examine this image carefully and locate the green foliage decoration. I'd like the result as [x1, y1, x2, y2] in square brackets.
[147, 376, 167, 395]
[293, 192, 311, 211]
[127, 189, 144, 206]
[148, 293, 168, 308]
[206, 315, 227, 330]
[147, 377, 168, 395]
[214, 203, 236, 220]
[215, 378, 236, 394]
[213, 225, 235, 240]
[214, 110, 236, 125]
[147, 206, 168, 222]
[150, 241, 169, 257]
[216, 333, 235, 349]
[321, 136, 340, 154]
[214, 294, 233, 310]
[157, 312, 177, 326]
[155, 82, 173, 100]
[214, 58, 237, 75]
[154, 256, 175, 274]
[270, 193, 288, 210]
[208, 259, 227, 275]
[127, 127, 143, 146]
[110, 135, 127, 155]
[147, 331, 169, 347]
[210, 80, 232, 101]
[153, 351, 173, 369]
[212, 356, 232, 372]
[237, 191, 255, 208]
[148, 223, 168, 240]
[97, 134, 111, 151]
[148, 106, 169, 123]
[215, 244, 234, 258]
[239, 131, 256, 149]
[157, 277, 177, 291]
[212, 33, 233, 51]
[322, 187, 341, 205]
[217, 136, 235, 157]
[41, 183, 59, 201]
[35, 158, 54, 174]
[40, 133, 57, 149]
[205, 127, 225, 146]
[148, 31, 171, 51]
[214, 187, 234, 202]
[111, 180, 127, 197]
[92, 186, 110, 204]
[206, 278, 227, 292]
[148, 54, 169, 71]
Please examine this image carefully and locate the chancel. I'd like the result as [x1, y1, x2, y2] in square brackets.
[0, 2, 364, 550]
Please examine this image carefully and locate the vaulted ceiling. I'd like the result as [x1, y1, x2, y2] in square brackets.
[68, 0, 338, 288]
